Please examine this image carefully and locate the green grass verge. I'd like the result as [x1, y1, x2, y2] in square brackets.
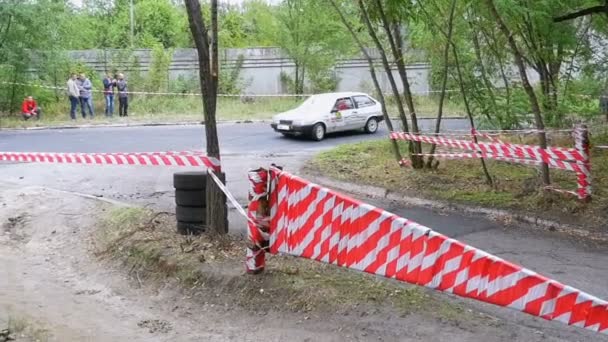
[310, 134, 608, 231]
[95, 207, 476, 321]
[0, 95, 464, 129]
[3, 314, 50, 342]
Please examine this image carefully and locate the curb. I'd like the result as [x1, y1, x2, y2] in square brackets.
[2, 116, 466, 131]
[308, 174, 608, 243]
[1, 119, 271, 131]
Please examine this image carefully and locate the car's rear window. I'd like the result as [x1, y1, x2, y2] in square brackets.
[353, 96, 376, 108]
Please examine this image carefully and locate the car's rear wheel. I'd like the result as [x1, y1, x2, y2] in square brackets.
[311, 123, 326, 141]
[365, 117, 379, 134]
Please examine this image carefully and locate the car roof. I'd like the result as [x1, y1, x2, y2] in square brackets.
[312, 92, 371, 98]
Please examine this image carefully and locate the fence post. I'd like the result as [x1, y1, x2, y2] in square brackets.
[246, 168, 270, 274]
[574, 124, 591, 202]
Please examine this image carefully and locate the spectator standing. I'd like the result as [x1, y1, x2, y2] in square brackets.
[66, 74, 80, 120]
[116, 73, 129, 117]
[21, 96, 41, 120]
[103, 74, 116, 117]
[78, 73, 94, 119]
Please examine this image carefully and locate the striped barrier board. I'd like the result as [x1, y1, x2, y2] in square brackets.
[0, 151, 221, 171]
[262, 169, 608, 335]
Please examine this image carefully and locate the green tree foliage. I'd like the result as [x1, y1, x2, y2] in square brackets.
[262, 0, 355, 94]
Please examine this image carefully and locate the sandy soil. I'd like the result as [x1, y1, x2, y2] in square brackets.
[0, 184, 605, 341]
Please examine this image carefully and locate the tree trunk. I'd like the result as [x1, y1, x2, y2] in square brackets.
[294, 61, 300, 94]
[484, 0, 550, 185]
[357, 0, 420, 168]
[392, 25, 420, 135]
[470, 20, 498, 126]
[329, 0, 403, 164]
[452, 44, 494, 186]
[185, 0, 227, 234]
[374, 0, 422, 161]
[419, 0, 493, 185]
[9, 71, 17, 116]
[479, 26, 513, 127]
[426, 0, 456, 169]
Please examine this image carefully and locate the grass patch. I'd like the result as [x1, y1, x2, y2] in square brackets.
[0, 95, 464, 129]
[310, 133, 608, 231]
[95, 207, 474, 322]
[2, 314, 50, 342]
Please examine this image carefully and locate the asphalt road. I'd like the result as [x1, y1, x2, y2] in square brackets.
[0, 118, 470, 154]
[1, 120, 608, 339]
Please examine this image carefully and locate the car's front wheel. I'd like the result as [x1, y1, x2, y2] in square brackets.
[311, 123, 326, 141]
[364, 117, 379, 134]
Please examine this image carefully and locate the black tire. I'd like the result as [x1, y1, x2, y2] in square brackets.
[364, 117, 379, 134]
[173, 172, 207, 190]
[175, 189, 206, 207]
[310, 123, 326, 141]
[176, 205, 206, 223]
[177, 221, 205, 235]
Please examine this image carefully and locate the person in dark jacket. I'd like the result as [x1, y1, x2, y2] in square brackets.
[116, 73, 129, 117]
[77, 73, 94, 119]
[103, 74, 116, 117]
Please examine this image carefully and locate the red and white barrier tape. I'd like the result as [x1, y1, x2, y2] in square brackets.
[390, 132, 587, 164]
[246, 168, 271, 274]
[0, 151, 221, 171]
[403, 153, 543, 167]
[267, 169, 608, 335]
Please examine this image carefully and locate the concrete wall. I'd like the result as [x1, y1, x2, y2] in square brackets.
[66, 48, 431, 95]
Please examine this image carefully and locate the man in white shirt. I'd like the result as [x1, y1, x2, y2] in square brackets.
[66, 74, 80, 120]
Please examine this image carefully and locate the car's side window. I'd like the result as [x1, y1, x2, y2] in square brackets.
[332, 97, 355, 112]
[353, 96, 376, 108]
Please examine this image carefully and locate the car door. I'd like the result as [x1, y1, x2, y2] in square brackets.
[352, 95, 378, 128]
[329, 97, 357, 132]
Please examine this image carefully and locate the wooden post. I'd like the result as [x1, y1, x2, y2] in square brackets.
[206, 171, 228, 234]
[574, 124, 591, 202]
[246, 168, 270, 274]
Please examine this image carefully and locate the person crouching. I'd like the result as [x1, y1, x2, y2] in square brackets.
[21, 96, 41, 120]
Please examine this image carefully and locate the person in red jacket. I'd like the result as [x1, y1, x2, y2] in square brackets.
[21, 96, 41, 120]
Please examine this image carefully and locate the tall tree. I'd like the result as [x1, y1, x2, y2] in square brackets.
[357, 0, 425, 168]
[372, 0, 423, 156]
[184, 0, 227, 234]
[267, 0, 354, 94]
[329, 0, 403, 164]
[484, 0, 551, 186]
[417, 0, 493, 186]
[554, 0, 608, 22]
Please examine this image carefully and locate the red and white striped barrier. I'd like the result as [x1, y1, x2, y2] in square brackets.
[390, 132, 587, 164]
[261, 169, 608, 335]
[246, 168, 271, 274]
[0, 151, 221, 171]
[390, 125, 591, 201]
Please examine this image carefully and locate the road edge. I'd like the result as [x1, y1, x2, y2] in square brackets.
[0, 116, 467, 131]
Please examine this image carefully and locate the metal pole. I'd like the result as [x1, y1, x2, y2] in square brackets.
[130, 0, 135, 47]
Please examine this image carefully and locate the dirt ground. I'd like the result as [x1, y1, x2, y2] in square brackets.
[0, 184, 605, 341]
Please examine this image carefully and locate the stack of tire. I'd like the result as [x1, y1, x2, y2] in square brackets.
[174, 171, 207, 235]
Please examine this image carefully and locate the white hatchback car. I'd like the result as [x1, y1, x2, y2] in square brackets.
[271, 92, 384, 141]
